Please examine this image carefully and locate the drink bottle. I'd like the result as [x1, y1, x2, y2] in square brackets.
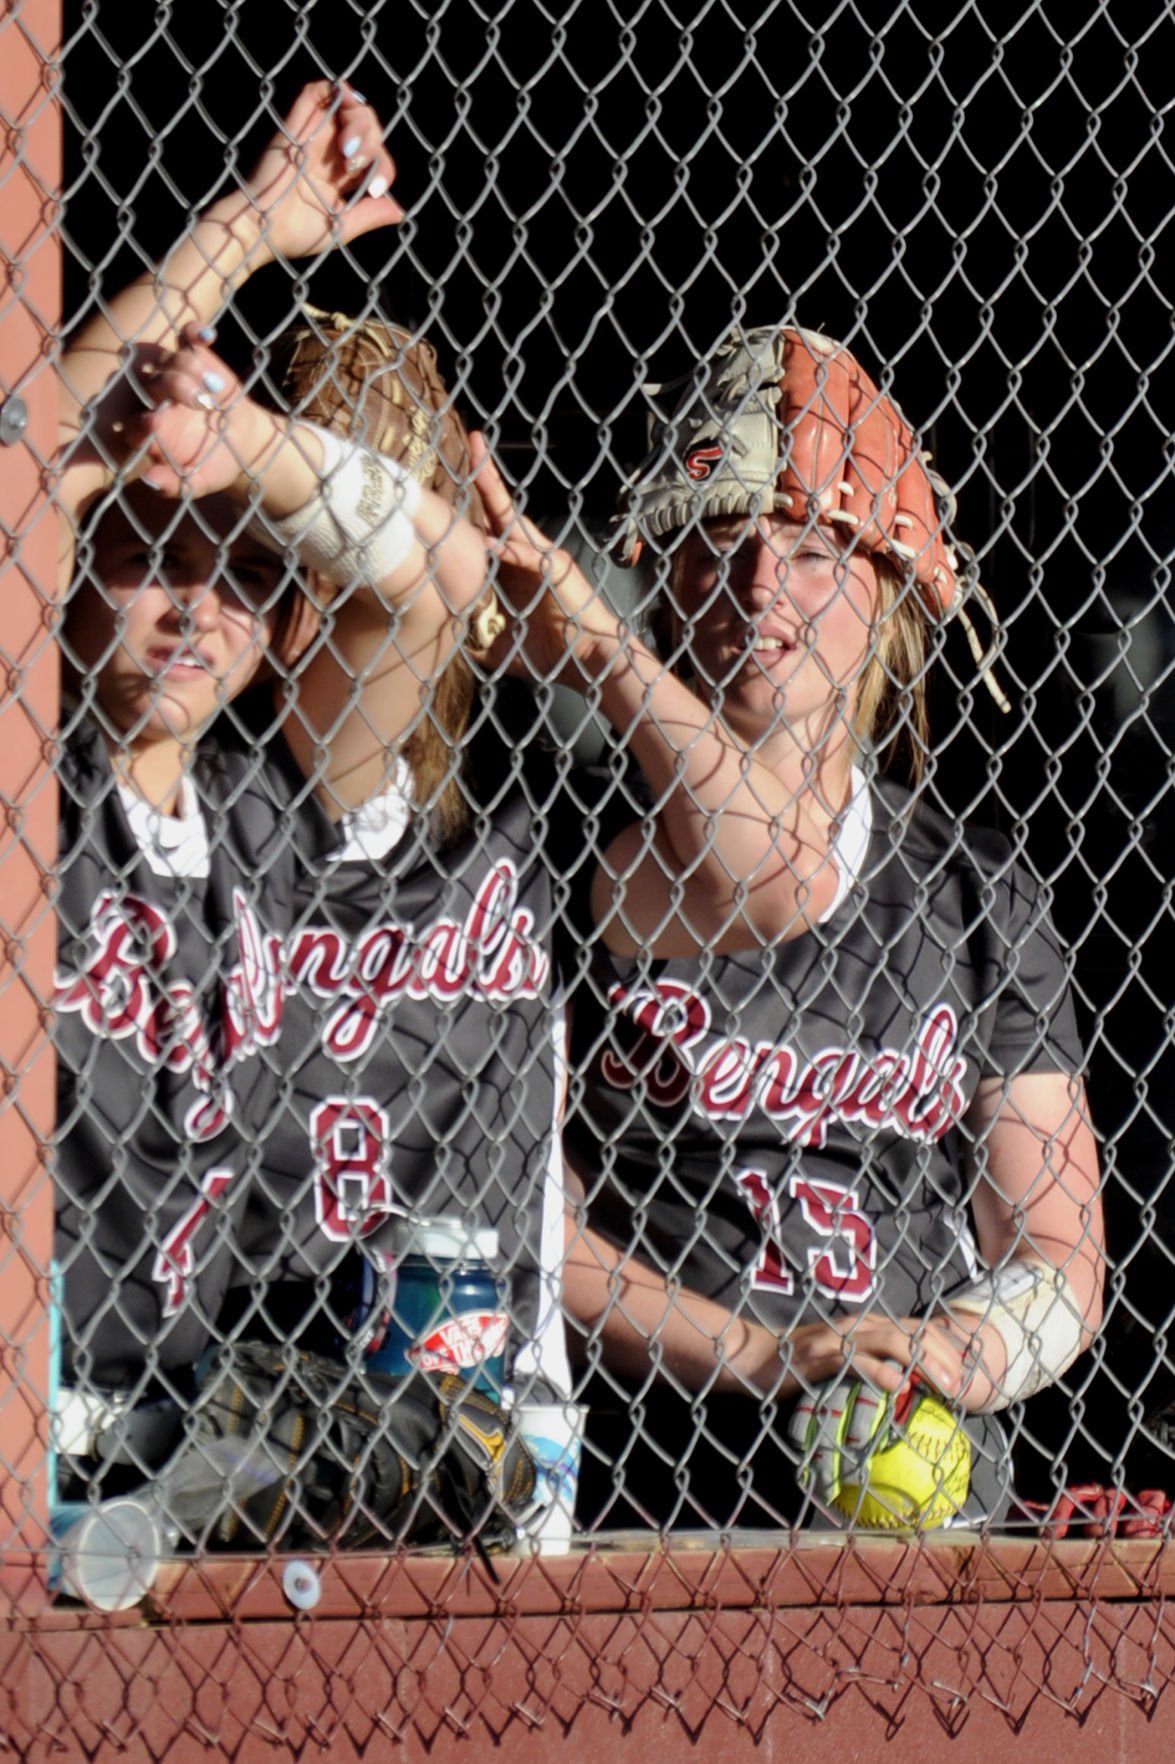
[366, 1217, 509, 1397]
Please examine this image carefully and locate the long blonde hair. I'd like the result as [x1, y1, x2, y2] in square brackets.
[403, 645, 478, 845]
[853, 555, 930, 781]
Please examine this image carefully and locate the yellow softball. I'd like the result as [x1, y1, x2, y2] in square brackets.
[832, 1386, 972, 1530]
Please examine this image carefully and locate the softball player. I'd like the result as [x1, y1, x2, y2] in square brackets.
[484, 326, 1105, 1528]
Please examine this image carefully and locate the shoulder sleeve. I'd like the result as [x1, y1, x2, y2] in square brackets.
[979, 852, 1085, 1079]
[875, 782, 1086, 1080]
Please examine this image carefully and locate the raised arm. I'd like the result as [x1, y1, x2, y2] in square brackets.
[57, 80, 400, 556]
[473, 441, 840, 958]
[124, 334, 493, 813]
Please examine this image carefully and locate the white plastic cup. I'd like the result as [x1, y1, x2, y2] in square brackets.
[513, 1401, 587, 1555]
[49, 1498, 163, 1611]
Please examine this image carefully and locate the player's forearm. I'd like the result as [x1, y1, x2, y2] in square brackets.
[562, 1217, 785, 1395]
[224, 412, 333, 522]
[955, 1079, 1106, 1411]
[59, 204, 270, 484]
[249, 433, 496, 814]
[580, 626, 839, 931]
[242, 426, 498, 633]
[933, 1244, 1104, 1414]
[85, 198, 268, 355]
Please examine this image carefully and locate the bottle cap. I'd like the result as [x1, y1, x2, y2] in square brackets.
[392, 1216, 499, 1263]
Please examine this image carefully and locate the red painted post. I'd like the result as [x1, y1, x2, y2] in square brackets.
[0, 0, 61, 1592]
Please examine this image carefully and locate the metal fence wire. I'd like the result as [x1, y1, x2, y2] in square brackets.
[6, 0, 1175, 1691]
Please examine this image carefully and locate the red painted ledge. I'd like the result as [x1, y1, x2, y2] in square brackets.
[6, 1529, 1175, 1631]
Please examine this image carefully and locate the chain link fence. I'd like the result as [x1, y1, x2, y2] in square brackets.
[4, 0, 1175, 1742]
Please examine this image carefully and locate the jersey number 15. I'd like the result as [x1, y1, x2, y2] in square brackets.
[736, 1169, 876, 1302]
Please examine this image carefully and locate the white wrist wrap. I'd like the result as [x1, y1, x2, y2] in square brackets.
[938, 1256, 1084, 1412]
[252, 423, 423, 586]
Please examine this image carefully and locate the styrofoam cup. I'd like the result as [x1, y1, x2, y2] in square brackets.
[50, 1498, 162, 1610]
[513, 1401, 587, 1555]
